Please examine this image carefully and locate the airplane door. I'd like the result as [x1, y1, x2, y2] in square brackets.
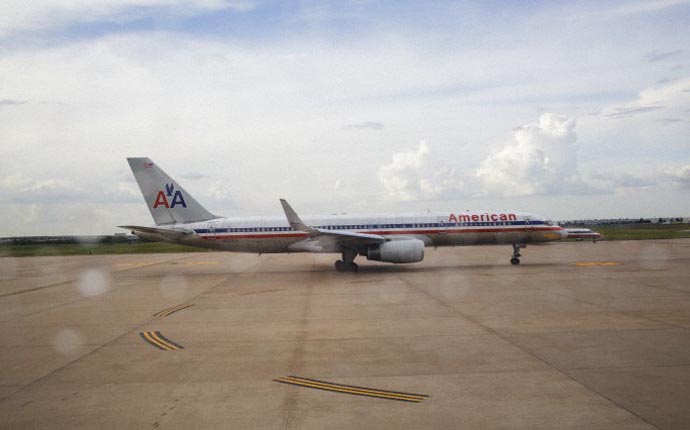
[524, 217, 534, 231]
[208, 222, 217, 240]
[438, 217, 448, 234]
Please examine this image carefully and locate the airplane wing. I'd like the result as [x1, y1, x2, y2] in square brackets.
[118, 225, 196, 241]
[279, 199, 385, 252]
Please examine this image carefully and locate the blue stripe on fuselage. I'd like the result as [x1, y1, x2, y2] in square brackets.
[193, 220, 546, 234]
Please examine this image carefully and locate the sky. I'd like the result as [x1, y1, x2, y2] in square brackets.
[1, 0, 689, 235]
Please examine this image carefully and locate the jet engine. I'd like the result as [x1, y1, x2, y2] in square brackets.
[366, 239, 425, 263]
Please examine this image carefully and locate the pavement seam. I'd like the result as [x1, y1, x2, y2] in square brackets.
[0, 282, 138, 324]
[616, 310, 690, 331]
[0, 266, 231, 403]
[282, 259, 317, 430]
[547, 288, 690, 331]
[0, 254, 213, 325]
[0, 254, 200, 299]
[400, 276, 663, 430]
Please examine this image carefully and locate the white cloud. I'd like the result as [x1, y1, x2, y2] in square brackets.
[378, 141, 462, 201]
[666, 165, 690, 187]
[1, 4, 690, 233]
[0, 0, 254, 37]
[0, 172, 141, 206]
[203, 180, 235, 208]
[342, 121, 384, 131]
[476, 113, 586, 197]
[644, 49, 683, 63]
[0, 99, 27, 106]
[614, 0, 690, 15]
[0, 174, 82, 203]
[600, 77, 690, 120]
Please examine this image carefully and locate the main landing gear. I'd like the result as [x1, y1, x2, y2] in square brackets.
[511, 244, 526, 265]
[335, 248, 359, 272]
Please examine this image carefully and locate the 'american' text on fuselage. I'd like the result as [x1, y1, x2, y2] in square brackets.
[448, 213, 517, 223]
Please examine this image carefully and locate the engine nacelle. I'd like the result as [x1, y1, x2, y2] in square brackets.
[366, 239, 425, 264]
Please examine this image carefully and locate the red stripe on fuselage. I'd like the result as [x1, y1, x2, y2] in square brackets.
[200, 226, 563, 240]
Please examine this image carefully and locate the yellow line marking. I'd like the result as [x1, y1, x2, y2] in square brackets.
[142, 331, 172, 350]
[140, 331, 184, 350]
[574, 262, 621, 267]
[149, 331, 183, 350]
[274, 376, 426, 402]
[275, 378, 420, 402]
[154, 304, 194, 317]
[182, 261, 220, 266]
[280, 376, 426, 400]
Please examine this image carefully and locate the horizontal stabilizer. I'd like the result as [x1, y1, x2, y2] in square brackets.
[119, 225, 195, 241]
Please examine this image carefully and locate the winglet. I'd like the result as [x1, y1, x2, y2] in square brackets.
[280, 199, 317, 233]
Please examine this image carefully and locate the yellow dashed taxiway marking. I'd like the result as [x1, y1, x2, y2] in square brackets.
[274, 376, 429, 403]
[139, 331, 184, 351]
[574, 262, 621, 267]
[154, 304, 194, 318]
[114, 263, 151, 268]
[181, 261, 219, 266]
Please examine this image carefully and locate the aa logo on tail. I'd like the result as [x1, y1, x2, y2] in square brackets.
[153, 183, 187, 208]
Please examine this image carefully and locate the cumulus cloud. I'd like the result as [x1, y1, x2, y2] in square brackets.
[0, 0, 255, 37]
[476, 113, 586, 197]
[378, 141, 462, 201]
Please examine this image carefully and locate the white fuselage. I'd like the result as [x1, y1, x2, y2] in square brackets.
[158, 210, 566, 253]
[124, 158, 568, 269]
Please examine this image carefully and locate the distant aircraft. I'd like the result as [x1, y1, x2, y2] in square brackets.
[565, 228, 602, 242]
[122, 157, 568, 272]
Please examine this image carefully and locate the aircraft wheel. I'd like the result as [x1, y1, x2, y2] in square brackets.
[510, 257, 520, 265]
[350, 263, 359, 272]
[335, 260, 345, 272]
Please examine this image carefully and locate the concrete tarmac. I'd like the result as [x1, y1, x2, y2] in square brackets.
[1, 239, 689, 429]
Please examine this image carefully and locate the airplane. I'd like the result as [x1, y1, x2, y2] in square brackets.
[565, 228, 602, 242]
[121, 157, 568, 272]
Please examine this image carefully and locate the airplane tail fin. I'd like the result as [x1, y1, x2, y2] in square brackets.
[126, 157, 217, 225]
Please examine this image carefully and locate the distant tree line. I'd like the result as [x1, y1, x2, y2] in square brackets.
[0, 234, 140, 245]
[560, 217, 687, 227]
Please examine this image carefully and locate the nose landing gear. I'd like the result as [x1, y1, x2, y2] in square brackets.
[511, 244, 525, 265]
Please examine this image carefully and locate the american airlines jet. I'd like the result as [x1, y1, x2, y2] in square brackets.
[122, 157, 567, 272]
